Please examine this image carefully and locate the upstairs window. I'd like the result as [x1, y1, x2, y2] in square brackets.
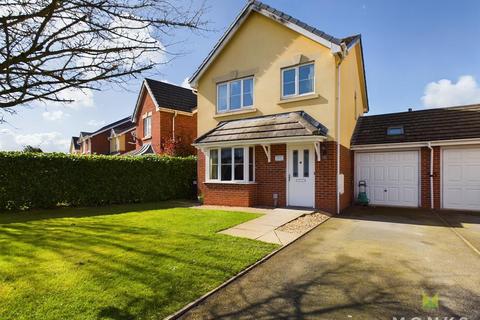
[282, 62, 315, 98]
[217, 77, 254, 113]
[387, 126, 404, 136]
[143, 114, 152, 138]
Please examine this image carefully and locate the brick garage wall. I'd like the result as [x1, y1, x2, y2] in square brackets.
[134, 91, 162, 153]
[420, 146, 441, 209]
[255, 144, 287, 207]
[122, 131, 136, 154]
[315, 141, 337, 214]
[197, 149, 257, 206]
[340, 144, 354, 211]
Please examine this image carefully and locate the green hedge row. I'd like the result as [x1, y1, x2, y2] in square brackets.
[0, 152, 197, 211]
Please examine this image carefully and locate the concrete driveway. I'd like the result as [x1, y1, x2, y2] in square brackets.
[180, 207, 480, 320]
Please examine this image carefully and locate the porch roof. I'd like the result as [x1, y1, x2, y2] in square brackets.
[194, 111, 328, 146]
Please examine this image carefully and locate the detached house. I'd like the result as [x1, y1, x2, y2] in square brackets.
[76, 117, 135, 155]
[129, 79, 197, 156]
[191, 1, 368, 214]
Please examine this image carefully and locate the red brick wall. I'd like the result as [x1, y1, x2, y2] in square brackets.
[90, 132, 110, 155]
[315, 141, 338, 213]
[134, 91, 162, 153]
[134, 90, 197, 155]
[197, 149, 257, 206]
[255, 144, 287, 207]
[120, 131, 136, 154]
[340, 144, 354, 211]
[420, 146, 441, 209]
[197, 142, 350, 214]
[159, 111, 197, 155]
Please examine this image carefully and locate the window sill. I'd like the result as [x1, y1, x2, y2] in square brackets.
[278, 93, 319, 105]
[204, 181, 257, 185]
[214, 108, 257, 119]
[142, 136, 152, 141]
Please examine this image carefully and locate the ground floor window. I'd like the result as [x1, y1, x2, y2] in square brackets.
[208, 146, 255, 183]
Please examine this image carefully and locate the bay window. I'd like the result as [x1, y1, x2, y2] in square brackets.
[208, 146, 255, 183]
[281, 62, 315, 98]
[217, 77, 254, 113]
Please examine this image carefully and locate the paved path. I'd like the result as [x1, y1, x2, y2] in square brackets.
[217, 207, 314, 245]
[180, 207, 480, 320]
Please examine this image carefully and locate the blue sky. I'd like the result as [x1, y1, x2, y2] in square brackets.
[1, 0, 480, 152]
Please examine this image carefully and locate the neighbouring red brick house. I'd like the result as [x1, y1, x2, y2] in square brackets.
[129, 79, 197, 156]
[75, 117, 135, 155]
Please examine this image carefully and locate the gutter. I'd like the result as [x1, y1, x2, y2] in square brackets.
[336, 45, 347, 215]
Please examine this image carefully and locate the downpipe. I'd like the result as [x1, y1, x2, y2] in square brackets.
[428, 142, 434, 209]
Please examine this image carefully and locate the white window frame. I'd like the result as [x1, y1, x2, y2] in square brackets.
[143, 113, 152, 138]
[281, 62, 315, 99]
[216, 77, 254, 113]
[206, 146, 255, 183]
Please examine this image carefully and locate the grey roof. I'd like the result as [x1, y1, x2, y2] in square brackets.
[124, 143, 155, 156]
[112, 121, 135, 135]
[195, 111, 328, 144]
[144, 79, 197, 113]
[189, 0, 361, 85]
[351, 104, 480, 146]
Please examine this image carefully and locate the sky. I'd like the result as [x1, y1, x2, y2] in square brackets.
[1, 0, 480, 152]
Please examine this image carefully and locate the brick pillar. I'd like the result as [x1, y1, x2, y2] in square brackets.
[315, 141, 338, 214]
[420, 146, 441, 209]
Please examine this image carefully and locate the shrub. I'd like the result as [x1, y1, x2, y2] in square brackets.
[0, 152, 197, 211]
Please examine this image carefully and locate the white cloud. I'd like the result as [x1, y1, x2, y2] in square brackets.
[87, 119, 106, 127]
[42, 110, 69, 121]
[421, 75, 480, 108]
[181, 77, 192, 89]
[0, 129, 69, 152]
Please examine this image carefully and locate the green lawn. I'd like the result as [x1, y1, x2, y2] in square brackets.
[0, 201, 278, 320]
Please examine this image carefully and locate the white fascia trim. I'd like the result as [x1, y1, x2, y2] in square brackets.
[131, 81, 160, 123]
[189, 5, 342, 88]
[257, 8, 342, 54]
[193, 136, 326, 149]
[351, 138, 480, 151]
[157, 107, 195, 116]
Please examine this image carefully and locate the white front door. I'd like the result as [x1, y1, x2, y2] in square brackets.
[287, 144, 315, 208]
[355, 151, 419, 207]
[443, 147, 480, 211]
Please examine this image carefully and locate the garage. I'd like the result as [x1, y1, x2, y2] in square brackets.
[355, 151, 419, 207]
[443, 147, 480, 210]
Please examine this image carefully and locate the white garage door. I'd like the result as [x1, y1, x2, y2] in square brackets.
[443, 148, 480, 211]
[355, 151, 419, 207]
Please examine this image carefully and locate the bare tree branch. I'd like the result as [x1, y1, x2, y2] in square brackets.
[0, 0, 208, 109]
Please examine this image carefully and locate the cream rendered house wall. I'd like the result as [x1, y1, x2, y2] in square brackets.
[196, 12, 337, 139]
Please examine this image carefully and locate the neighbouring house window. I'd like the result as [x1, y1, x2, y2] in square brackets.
[303, 149, 310, 177]
[282, 62, 314, 98]
[143, 114, 152, 137]
[207, 146, 255, 183]
[216, 77, 254, 113]
[209, 149, 219, 180]
[387, 126, 404, 136]
[110, 137, 120, 153]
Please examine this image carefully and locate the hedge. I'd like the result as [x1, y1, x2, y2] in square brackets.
[0, 152, 197, 211]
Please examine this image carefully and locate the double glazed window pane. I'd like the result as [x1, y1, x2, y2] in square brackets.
[143, 116, 151, 137]
[229, 80, 241, 110]
[221, 148, 232, 181]
[292, 150, 299, 177]
[299, 64, 314, 94]
[283, 68, 296, 96]
[243, 78, 253, 106]
[248, 147, 254, 182]
[217, 84, 228, 112]
[234, 148, 244, 180]
[303, 149, 310, 177]
[209, 149, 219, 180]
